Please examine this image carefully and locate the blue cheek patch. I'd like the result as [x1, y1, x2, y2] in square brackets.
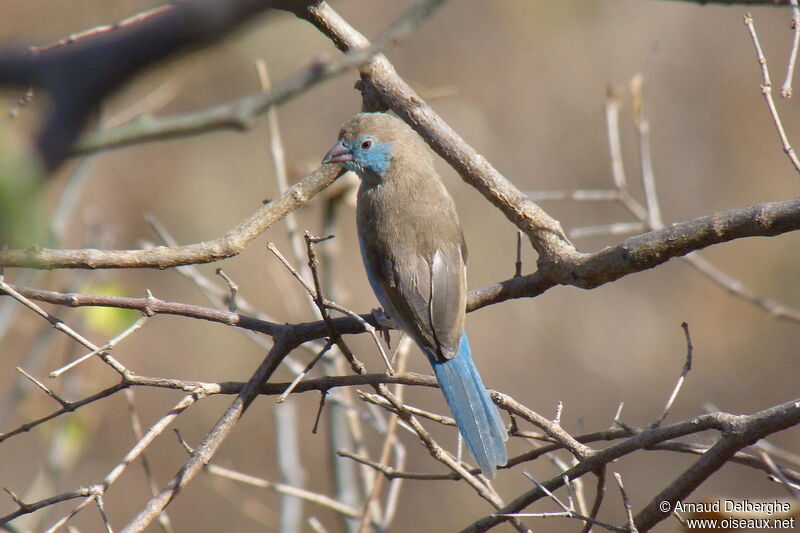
[350, 140, 392, 176]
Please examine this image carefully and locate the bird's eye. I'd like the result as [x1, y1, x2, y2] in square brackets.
[360, 140, 372, 150]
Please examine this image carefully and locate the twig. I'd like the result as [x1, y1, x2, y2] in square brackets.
[30, 4, 172, 53]
[554, 401, 564, 426]
[1, 487, 96, 527]
[94, 494, 113, 533]
[308, 517, 329, 533]
[528, 189, 620, 202]
[757, 439, 800, 468]
[3, 282, 285, 338]
[0, 277, 129, 376]
[379, 339, 412, 530]
[358, 392, 455, 427]
[214, 269, 238, 313]
[255, 60, 308, 278]
[781, 0, 800, 97]
[50, 314, 148, 377]
[278, 340, 335, 403]
[613, 473, 638, 533]
[493, 391, 593, 461]
[744, 13, 800, 173]
[143, 213, 312, 375]
[337, 449, 457, 481]
[270, 239, 395, 373]
[580, 467, 607, 533]
[650, 322, 693, 427]
[15, 367, 69, 408]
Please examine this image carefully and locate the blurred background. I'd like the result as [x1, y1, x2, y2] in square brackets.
[1, 0, 798, 531]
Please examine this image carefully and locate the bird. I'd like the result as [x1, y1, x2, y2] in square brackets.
[322, 112, 507, 477]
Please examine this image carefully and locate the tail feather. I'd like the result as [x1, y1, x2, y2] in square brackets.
[429, 333, 507, 477]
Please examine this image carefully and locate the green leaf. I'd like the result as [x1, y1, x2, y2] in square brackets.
[81, 282, 139, 336]
[0, 113, 46, 247]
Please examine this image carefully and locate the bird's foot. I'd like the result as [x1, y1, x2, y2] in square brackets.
[371, 307, 396, 330]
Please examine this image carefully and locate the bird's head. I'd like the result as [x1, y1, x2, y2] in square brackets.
[323, 112, 431, 182]
[322, 133, 393, 177]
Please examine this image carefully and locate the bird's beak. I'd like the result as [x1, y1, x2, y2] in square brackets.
[323, 140, 353, 164]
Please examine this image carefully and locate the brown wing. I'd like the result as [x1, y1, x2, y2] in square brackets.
[368, 240, 465, 362]
[429, 244, 467, 359]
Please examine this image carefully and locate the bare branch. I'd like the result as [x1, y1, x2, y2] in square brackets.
[651, 322, 693, 427]
[744, 13, 800, 173]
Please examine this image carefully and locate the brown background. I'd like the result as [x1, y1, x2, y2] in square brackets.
[1, 1, 798, 531]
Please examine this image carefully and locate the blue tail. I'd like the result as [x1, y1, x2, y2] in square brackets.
[428, 333, 507, 477]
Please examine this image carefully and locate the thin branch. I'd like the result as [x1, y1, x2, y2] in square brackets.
[0, 277, 129, 376]
[0, 382, 128, 443]
[650, 322, 693, 427]
[214, 269, 238, 313]
[781, 0, 800, 98]
[580, 468, 607, 533]
[613, 473, 638, 533]
[493, 391, 593, 461]
[744, 13, 800, 173]
[278, 340, 334, 403]
[14, 366, 70, 408]
[2, 283, 285, 337]
[50, 314, 148, 378]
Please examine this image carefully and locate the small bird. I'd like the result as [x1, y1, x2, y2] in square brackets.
[323, 112, 507, 477]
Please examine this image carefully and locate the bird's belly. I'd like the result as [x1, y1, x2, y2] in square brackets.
[357, 234, 408, 331]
